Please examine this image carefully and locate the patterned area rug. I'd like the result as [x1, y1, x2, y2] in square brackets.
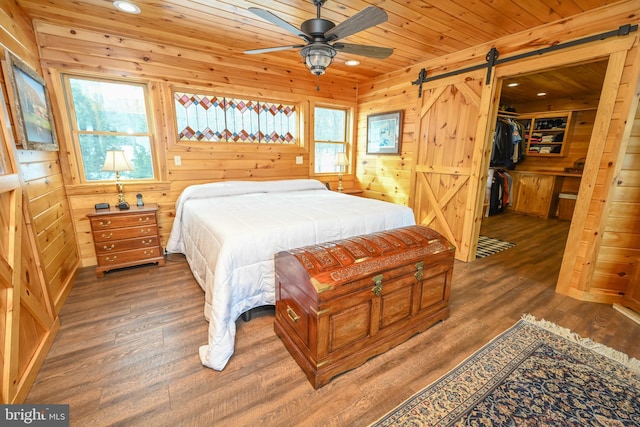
[371, 315, 640, 426]
[476, 235, 515, 258]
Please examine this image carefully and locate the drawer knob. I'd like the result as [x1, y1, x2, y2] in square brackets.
[99, 220, 111, 227]
[140, 228, 151, 233]
[144, 250, 153, 256]
[101, 232, 113, 239]
[141, 239, 151, 246]
[106, 256, 117, 263]
[139, 216, 150, 222]
[103, 244, 115, 251]
[286, 306, 300, 323]
[372, 274, 384, 296]
[415, 261, 424, 281]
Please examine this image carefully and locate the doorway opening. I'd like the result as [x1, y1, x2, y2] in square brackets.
[479, 60, 607, 283]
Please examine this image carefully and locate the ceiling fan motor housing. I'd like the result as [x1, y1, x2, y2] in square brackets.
[301, 18, 335, 37]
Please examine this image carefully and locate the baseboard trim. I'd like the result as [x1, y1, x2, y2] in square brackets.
[613, 303, 640, 325]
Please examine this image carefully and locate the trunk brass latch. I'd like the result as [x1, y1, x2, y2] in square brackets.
[415, 261, 424, 281]
[372, 274, 384, 296]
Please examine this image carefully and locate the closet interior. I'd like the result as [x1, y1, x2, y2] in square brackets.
[485, 60, 608, 221]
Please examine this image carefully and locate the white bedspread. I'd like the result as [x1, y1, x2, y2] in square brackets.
[166, 179, 415, 370]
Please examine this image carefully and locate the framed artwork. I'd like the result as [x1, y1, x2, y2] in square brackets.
[366, 110, 403, 155]
[5, 52, 59, 151]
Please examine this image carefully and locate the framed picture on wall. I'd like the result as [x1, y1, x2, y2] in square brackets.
[366, 110, 403, 155]
[5, 52, 59, 151]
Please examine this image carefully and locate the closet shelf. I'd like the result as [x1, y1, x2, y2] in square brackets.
[516, 111, 573, 157]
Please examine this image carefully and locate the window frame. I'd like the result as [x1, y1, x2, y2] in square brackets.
[311, 102, 354, 177]
[61, 73, 160, 184]
[169, 85, 306, 148]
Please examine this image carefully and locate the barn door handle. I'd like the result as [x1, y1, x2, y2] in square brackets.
[372, 274, 384, 296]
[415, 261, 424, 281]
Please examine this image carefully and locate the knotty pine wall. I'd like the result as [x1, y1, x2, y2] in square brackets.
[0, 33, 76, 314]
[356, 2, 640, 302]
[32, 21, 360, 267]
[0, 1, 71, 403]
[4, 1, 640, 303]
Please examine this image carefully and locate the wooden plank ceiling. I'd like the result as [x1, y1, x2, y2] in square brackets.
[17, 0, 615, 97]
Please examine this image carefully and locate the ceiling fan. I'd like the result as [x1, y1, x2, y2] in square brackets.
[244, 0, 393, 76]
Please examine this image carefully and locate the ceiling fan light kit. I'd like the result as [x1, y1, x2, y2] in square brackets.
[244, 0, 392, 79]
[301, 44, 336, 76]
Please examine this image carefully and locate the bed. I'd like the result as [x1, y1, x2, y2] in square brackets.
[166, 179, 416, 370]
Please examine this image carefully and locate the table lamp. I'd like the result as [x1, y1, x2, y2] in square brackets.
[102, 149, 134, 210]
[334, 152, 348, 192]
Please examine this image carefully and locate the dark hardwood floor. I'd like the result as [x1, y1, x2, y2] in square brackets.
[25, 212, 640, 426]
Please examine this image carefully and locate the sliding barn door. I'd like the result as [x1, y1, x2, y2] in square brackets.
[411, 71, 496, 261]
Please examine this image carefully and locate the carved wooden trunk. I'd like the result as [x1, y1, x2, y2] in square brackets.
[274, 225, 455, 389]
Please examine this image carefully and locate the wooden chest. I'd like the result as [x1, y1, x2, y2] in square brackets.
[87, 204, 165, 277]
[274, 225, 455, 389]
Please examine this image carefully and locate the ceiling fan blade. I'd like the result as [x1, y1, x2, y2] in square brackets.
[244, 45, 304, 55]
[248, 8, 310, 42]
[324, 6, 388, 42]
[333, 43, 393, 59]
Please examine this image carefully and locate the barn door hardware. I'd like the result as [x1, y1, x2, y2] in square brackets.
[412, 24, 638, 97]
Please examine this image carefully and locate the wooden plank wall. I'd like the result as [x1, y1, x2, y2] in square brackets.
[558, 45, 640, 301]
[33, 21, 359, 267]
[18, 150, 78, 312]
[0, 1, 68, 403]
[356, 81, 415, 206]
[594, 85, 640, 294]
[356, 2, 640, 303]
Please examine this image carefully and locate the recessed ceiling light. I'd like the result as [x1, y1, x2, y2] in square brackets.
[537, 92, 547, 96]
[345, 60, 360, 66]
[507, 82, 519, 87]
[113, 1, 140, 14]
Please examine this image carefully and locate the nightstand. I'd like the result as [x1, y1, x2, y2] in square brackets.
[87, 203, 165, 277]
[335, 188, 364, 196]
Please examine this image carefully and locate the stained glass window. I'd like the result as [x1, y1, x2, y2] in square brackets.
[174, 92, 297, 144]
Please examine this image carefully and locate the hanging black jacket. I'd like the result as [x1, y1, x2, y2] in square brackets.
[491, 121, 514, 169]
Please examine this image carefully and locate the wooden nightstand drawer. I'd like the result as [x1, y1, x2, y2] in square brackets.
[90, 212, 157, 229]
[97, 247, 162, 266]
[94, 236, 159, 254]
[93, 225, 158, 242]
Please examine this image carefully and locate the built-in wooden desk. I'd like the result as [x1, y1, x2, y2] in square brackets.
[507, 170, 582, 218]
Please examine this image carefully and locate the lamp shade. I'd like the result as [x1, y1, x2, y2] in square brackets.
[334, 152, 348, 167]
[102, 150, 134, 172]
[301, 45, 336, 76]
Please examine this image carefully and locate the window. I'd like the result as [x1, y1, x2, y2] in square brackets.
[314, 107, 349, 174]
[174, 92, 297, 144]
[63, 76, 155, 182]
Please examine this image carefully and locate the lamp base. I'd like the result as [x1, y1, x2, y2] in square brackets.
[117, 201, 130, 210]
